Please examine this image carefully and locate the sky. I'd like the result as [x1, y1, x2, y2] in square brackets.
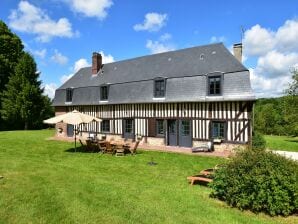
[0, 0, 298, 99]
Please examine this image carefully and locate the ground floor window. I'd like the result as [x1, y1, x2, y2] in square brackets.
[181, 120, 190, 136]
[125, 119, 133, 133]
[101, 120, 110, 132]
[156, 119, 164, 135]
[211, 121, 225, 139]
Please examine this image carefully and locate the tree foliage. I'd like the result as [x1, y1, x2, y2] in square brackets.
[210, 148, 298, 216]
[0, 20, 24, 92]
[285, 68, 298, 96]
[1, 53, 53, 129]
[254, 73, 298, 136]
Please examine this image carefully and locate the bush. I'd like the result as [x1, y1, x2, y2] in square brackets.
[252, 131, 266, 150]
[210, 149, 298, 216]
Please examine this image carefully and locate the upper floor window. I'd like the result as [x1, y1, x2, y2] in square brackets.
[208, 76, 221, 95]
[154, 78, 166, 98]
[66, 88, 73, 102]
[100, 85, 109, 101]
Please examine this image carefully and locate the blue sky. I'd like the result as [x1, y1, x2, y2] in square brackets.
[1, 0, 298, 98]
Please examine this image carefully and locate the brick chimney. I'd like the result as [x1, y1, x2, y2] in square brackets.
[233, 43, 242, 63]
[92, 52, 102, 75]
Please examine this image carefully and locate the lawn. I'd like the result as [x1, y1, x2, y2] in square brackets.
[0, 130, 296, 224]
[265, 135, 298, 152]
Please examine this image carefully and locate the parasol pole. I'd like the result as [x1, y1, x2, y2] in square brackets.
[74, 127, 77, 152]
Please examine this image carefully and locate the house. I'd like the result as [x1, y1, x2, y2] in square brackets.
[52, 43, 255, 150]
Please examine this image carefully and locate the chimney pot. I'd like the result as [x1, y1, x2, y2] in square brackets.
[233, 43, 242, 63]
[92, 52, 102, 75]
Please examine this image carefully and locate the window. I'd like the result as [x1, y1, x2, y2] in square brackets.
[181, 120, 190, 136]
[154, 79, 166, 98]
[211, 121, 225, 139]
[208, 76, 221, 95]
[100, 85, 109, 101]
[125, 119, 133, 133]
[66, 88, 73, 102]
[101, 120, 110, 132]
[156, 119, 164, 135]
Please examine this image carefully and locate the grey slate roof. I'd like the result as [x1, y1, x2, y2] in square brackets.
[53, 43, 255, 106]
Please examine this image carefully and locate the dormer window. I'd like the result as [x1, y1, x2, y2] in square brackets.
[100, 85, 109, 101]
[208, 76, 221, 95]
[154, 78, 166, 98]
[66, 88, 73, 102]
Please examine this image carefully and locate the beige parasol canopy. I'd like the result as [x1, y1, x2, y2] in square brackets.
[44, 110, 101, 125]
[44, 110, 101, 151]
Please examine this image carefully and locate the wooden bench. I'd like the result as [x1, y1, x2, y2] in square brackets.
[187, 175, 213, 185]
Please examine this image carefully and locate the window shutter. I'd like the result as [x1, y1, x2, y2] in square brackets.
[148, 118, 156, 137]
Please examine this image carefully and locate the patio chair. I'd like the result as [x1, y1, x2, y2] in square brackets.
[129, 141, 140, 155]
[86, 140, 97, 152]
[105, 141, 114, 154]
[115, 144, 125, 157]
[79, 139, 87, 150]
[97, 141, 107, 153]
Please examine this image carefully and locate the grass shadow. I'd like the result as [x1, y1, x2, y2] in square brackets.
[64, 147, 99, 153]
[285, 139, 298, 143]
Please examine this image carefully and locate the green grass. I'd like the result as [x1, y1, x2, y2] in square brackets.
[0, 130, 296, 224]
[264, 135, 298, 152]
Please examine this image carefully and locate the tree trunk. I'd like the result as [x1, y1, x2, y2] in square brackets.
[24, 121, 28, 130]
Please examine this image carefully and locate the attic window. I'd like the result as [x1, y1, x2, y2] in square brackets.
[66, 88, 73, 102]
[200, 54, 205, 60]
[154, 78, 166, 98]
[208, 76, 221, 95]
[100, 85, 109, 101]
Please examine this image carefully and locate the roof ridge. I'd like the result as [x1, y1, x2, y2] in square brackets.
[93, 42, 225, 67]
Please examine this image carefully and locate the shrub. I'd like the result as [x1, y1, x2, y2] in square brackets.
[210, 149, 298, 216]
[252, 131, 266, 150]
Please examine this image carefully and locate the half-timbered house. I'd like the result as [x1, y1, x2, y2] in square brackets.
[53, 43, 255, 150]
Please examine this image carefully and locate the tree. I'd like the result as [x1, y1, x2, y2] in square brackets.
[0, 20, 24, 129]
[283, 70, 298, 136]
[285, 68, 298, 96]
[0, 20, 23, 92]
[1, 52, 53, 130]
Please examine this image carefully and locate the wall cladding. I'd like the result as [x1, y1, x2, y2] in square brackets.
[66, 101, 252, 143]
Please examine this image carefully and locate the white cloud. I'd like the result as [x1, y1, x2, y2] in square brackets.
[134, 13, 168, 32]
[210, 36, 226, 43]
[249, 68, 292, 98]
[275, 19, 298, 52]
[60, 51, 114, 83]
[8, 1, 76, 42]
[60, 74, 73, 83]
[66, 0, 113, 19]
[146, 40, 175, 54]
[99, 51, 114, 63]
[51, 50, 68, 65]
[32, 48, 47, 59]
[242, 18, 298, 97]
[160, 33, 172, 41]
[256, 51, 298, 78]
[43, 83, 57, 99]
[73, 58, 90, 72]
[243, 19, 298, 56]
[243, 24, 275, 56]
[146, 33, 175, 54]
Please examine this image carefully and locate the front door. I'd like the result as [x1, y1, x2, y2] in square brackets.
[123, 119, 134, 140]
[168, 120, 177, 146]
[67, 124, 74, 137]
[179, 120, 192, 147]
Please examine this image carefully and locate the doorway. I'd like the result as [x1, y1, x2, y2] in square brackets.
[123, 119, 134, 140]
